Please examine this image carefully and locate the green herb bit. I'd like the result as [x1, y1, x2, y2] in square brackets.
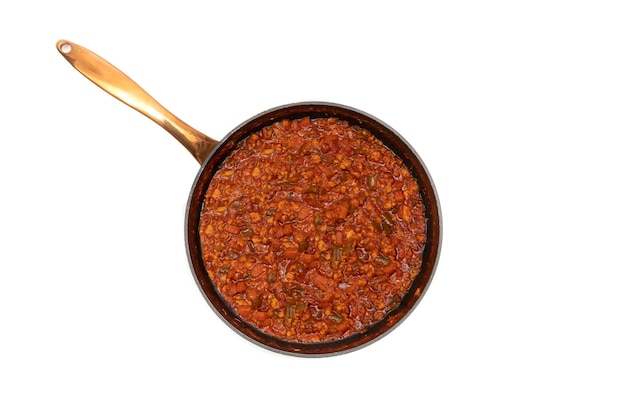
[332, 245, 343, 262]
[230, 200, 243, 211]
[304, 184, 322, 194]
[382, 212, 394, 226]
[375, 254, 391, 266]
[327, 312, 344, 324]
[285, 304, 295, 319]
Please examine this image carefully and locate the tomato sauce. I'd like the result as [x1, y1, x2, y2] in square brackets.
[199, 117, 427, 343]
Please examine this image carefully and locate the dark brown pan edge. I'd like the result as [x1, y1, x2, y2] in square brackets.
[185, 102, 442, 356]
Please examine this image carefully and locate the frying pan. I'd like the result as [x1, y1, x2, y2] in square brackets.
[56, 39, 442, 356]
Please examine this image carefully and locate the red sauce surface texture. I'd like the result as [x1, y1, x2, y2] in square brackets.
[199, 117, 426, 343]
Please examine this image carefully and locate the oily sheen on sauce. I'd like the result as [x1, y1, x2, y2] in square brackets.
[199, 117, 427, 343]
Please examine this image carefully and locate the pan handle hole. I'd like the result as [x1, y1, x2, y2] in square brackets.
[59, 43, 72, 54]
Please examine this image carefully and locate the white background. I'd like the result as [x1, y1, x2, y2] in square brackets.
[1, 1, 625, 415]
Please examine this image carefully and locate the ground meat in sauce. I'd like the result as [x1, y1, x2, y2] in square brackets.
[199, 117, 427, 343]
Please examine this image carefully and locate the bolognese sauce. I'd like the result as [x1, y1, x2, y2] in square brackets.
[199, 117, 426, 343]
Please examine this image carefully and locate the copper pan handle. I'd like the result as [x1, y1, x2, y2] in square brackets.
[56, 40, 218, 164]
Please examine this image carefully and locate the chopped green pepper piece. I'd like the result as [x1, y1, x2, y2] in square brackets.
[327, 312, 344, 324]
[285, 304, 295, 319]
[375, 254, 391, 266]
[332, 245, 342, 261]
[304, 185, 322, 194]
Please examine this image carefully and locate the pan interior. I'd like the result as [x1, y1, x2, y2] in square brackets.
[185, 102, 441, 356]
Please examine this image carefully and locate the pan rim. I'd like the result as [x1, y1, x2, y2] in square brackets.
[184, 101, 442, 357]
